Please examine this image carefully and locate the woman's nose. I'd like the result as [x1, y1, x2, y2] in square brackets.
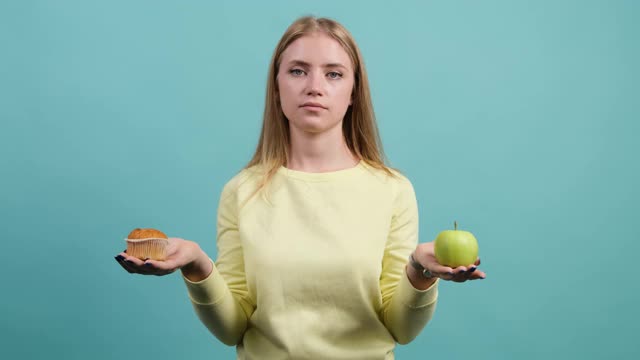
[305, 72, 324, 96]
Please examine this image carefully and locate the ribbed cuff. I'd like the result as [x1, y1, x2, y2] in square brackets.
[395, 266, 439, 308]
[181, 258, 229, 305]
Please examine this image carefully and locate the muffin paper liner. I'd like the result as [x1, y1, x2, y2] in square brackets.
[125, 238, 169, 261]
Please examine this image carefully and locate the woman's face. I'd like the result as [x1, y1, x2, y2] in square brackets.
[277, 33, 354, 135]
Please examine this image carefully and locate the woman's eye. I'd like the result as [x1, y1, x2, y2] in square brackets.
[290, 69, 305, 76]
[327, 72, 342, 79]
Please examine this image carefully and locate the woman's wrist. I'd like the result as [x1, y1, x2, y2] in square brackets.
[406, 263, 437, 290]
[180, 244, 213, 282]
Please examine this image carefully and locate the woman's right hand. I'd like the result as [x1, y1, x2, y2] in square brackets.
[114, 237, 211, 280]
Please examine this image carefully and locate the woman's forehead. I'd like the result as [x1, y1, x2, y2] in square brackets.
[281, 33, 352, 70]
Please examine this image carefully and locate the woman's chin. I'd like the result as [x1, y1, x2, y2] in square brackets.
[290, 116, 340, 134]
[290, 118, 335, 134]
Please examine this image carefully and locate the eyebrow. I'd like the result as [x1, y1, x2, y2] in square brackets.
[286, 59, 348, 70]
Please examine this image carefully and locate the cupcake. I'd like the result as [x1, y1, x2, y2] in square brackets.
[125, 228, 169, 261]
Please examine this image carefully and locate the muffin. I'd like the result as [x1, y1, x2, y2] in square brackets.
[125, 228, 169, 261]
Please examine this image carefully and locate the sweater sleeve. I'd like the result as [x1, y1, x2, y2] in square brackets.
[181, 178, 255, 346]
[380, 176, 439, 345]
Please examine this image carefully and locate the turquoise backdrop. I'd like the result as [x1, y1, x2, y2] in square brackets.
[1, 1, 638, 359]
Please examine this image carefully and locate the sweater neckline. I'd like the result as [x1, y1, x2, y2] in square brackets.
[277, 160, 365, 182]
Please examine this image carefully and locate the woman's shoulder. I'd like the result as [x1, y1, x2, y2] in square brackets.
[360, 160, 413, 188]
[221, 165, 262, 194]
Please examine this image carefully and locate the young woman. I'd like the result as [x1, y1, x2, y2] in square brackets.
[115, 16, 485, 359]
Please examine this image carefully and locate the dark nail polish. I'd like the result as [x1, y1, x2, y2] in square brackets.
[144, 262, 152, 267]
[468, 267, 476, 272]
[115, 255, 124, 261]
[124, 249, 127, 253]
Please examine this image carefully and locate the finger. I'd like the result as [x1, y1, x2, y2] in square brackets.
[142, 259, 177, 276]
[453, 265, 469, 274]
[464, 263, 478, 279]
[430, 263, 454, 276]
[115, 255, 136, 274]
[143, 258, 179, 272]
[449, 266, 468, 282]
[426, 263, 454, 280]
[469, 270, 486, 280]
[466, 259, 485, 280]
[436, 270, 455, 280]
[121, 255, 154, 274]
[450, 263, 481, 282]
[115, 257, 134, 273]
[122, 254, 145, 266]
[164, 237, 180, 254]
[422, 265, 452, 280]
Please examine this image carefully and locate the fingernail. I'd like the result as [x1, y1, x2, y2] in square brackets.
[144, 262, 152, 267]
[468, 267, 476, 272]
[115, 255, 124, 261]
[124, 250, 127, 253]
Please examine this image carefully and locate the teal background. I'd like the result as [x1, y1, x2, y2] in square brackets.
[1, 0, 638, 359]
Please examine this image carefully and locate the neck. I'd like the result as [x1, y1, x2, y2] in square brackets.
[287, 123, 359, 173]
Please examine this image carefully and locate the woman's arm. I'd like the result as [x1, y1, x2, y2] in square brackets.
[405, 262, 438, 290]
[379, 177, 440, 345]
[181, 178, 255, 346]
[181, 247, 214, 281]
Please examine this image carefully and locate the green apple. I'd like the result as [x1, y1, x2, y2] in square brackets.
[434, 221, 479, 268]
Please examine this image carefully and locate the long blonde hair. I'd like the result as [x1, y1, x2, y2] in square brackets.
[244, 16, 400, 202]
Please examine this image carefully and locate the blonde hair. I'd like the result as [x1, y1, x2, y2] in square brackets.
[244, 15, 400, 203]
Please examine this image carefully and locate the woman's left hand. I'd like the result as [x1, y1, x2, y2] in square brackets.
[413, 241, 486, 282]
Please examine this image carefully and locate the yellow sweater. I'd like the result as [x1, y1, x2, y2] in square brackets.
[182, 160, 439, 359]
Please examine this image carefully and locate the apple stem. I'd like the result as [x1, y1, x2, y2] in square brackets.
[454, 221, 457, 230]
